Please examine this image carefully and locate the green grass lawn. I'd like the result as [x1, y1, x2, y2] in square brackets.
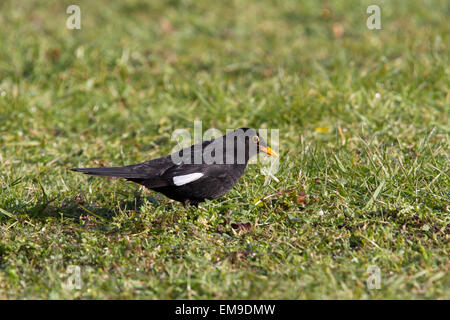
[0, 0, 448, 299]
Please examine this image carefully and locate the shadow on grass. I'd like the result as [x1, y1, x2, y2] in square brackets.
[0, 193, 160, 224]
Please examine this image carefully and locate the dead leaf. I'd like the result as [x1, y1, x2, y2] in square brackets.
[332, 23, 344, 38]
[296, 192, 307, 204]
[46, 48, 60, 62]
[159, 18, 174, 33]
[231, 222, 251, 231]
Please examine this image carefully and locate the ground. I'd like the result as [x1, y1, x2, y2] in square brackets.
[0, 0, 448, 299]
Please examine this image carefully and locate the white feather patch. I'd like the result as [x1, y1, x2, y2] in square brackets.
[173, 173, 204, 186]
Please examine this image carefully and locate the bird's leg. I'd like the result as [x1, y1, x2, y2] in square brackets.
[183, 200, 200, 209]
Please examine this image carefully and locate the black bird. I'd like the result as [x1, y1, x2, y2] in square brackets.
[72, 128, 278, 207]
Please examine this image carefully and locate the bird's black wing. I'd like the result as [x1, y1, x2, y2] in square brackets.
[72, 138, 219, 188]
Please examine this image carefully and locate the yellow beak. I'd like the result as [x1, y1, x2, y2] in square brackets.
[259, 146, 279, 158]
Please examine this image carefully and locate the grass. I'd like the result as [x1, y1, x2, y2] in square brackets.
[0, 0, 448, 299]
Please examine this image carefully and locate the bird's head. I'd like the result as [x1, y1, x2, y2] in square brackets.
[224, 128, 278, 163]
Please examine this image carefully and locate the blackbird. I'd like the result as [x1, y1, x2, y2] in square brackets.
[72, 128, 278, 207]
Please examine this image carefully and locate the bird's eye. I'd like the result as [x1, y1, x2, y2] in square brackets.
[252, 136, 260, 143]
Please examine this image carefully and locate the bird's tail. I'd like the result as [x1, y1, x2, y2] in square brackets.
[71, 165, 148, 178]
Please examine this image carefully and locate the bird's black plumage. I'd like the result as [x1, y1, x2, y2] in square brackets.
[72, 128, 278, 207]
